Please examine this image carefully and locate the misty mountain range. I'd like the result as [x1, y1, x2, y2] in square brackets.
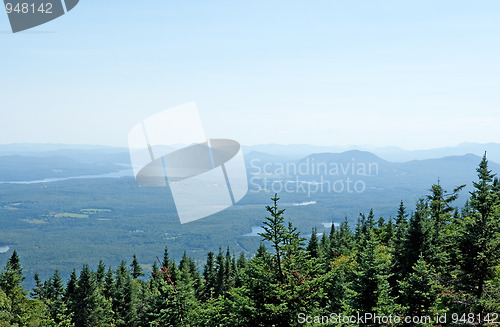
[0, 142, 498, 184]
[1, 141, 499, 162]
[243, 142, 500, 163]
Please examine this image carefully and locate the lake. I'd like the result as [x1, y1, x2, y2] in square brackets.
[291, 201, 317, 206]
[243, 226, 265, 237]
[321, 222, 340, 229]
[0, 168, 132, 184]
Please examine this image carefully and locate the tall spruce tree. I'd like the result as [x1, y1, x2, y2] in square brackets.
[96, 260, 106, 287]
[402, 199, 429, 278]
[0, 250, 25, 297]
[130, 254, 144, 279]
[306, 227, 319, 258]
[113, 260, 138, 327]
[352, 230, 392, 314]
[392, 201, 408, 274]
[426, 182, 465, 273]
[337, 217, 354, 256]
[460, 154, 500, 299]
[258, 193, 287, 283]
[202, 251, 216, 301]
[398, 255, 437, 318]
[74, 265, 112, 327]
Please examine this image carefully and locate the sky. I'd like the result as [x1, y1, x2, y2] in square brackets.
[1, 0, 499, 150]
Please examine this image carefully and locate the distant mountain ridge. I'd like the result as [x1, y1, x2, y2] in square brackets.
[2, 142, 498, 163]
[247, 150, 498, 203]
[372, 142, 500, 163]
[243, 142, 500, 164]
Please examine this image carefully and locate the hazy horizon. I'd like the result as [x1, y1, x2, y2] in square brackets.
[0, 140, 499, 152]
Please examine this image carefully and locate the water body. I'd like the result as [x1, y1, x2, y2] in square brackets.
[304, 232, 324, 238]
[0, 168, 133, 184]
[243, 226, 265, 237]
[291, 201, 317, 206]
[321, 222, 340, 229]
[244, 220, 338, 237]
[0, 246, 9, 253]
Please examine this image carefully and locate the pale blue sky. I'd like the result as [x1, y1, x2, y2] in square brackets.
[1, 1, 499, 150]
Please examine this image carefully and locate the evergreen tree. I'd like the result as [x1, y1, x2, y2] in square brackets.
[161, 245, 177, 285]
[355, 212, 367, 246]
[130, 254, 144, 279]
[50, 270, 69, 322]
[283, 221, 305, 258]
[0, 251, 30, 326]
[103, 268, 114, 300]
[391, 201, 408, 283]
[258, 193, 287, 283]
[73, 265, 112, 327]
[402, 199, 429, 277]
[113, 260, 138, 327]
[336, 217, 354, 256]
[367, 209, 376, 230]
[318, 231, 330, 263]
[31, 272, 45, 300]
[306, 227, 319, 258]
[426, 181, 465, 271]
[49, 270, 65, 300]
[327, 222, 337, 258]
[234, 253, 247, 288]
[65, 268, 79, 318]
[398, 256, 437, 318]
[202, 251, 216, 300]
[0, 288, 11, 324]
[460, 154, 500, 300]
[383, 217, 394, 245]
[352, 228, 394, 319]
[148, 261, 160, 292]
[374, 216, 391, 245]
[95, 260, 106, 287]
[215, 248, 224, 296]
[0, 250, 25, 297]
[352, 231, 380, 312]
[178, 251, 189, 273]
[188, 255, 202, 297]
[224, 247, 233, 292]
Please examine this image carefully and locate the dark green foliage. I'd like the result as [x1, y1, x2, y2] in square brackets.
[130, 254, 144, 279]
[392, 202, 408, 257]
[95, 260, 106, 287]
[402, 199, 429, 278]
[306, 227, 319, 258]
[103, 268, 114, 300]
[426, 181, 465, 273]
[113, 260, 138, 327]
[459, 154, 500, 303]
[0, 251, 24, 296]
[201, 251, 216, 300]
[352, 229, 392, 314]
[398, 256, 437, 318]
[73, 264, 112, 327]
[258, 193, 287, 283]
[336, 217, 354, 256]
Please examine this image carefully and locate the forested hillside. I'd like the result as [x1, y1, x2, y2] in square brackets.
[1, 155, 499, 326]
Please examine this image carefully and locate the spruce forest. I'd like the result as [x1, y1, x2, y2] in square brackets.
[1, 155, 499, 327]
